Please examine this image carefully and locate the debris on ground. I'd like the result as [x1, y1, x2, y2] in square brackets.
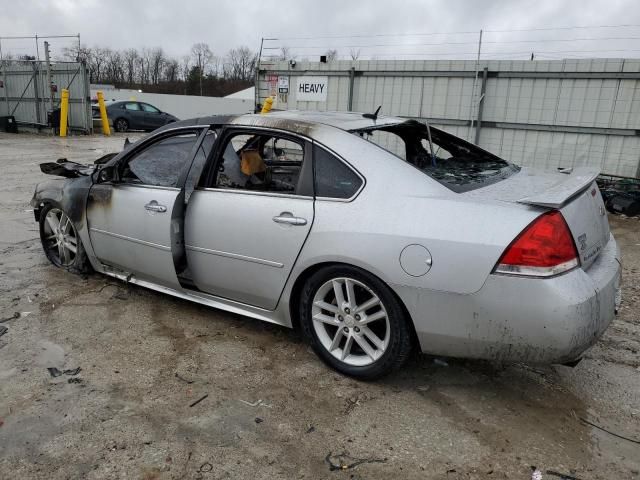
[239, 399, 272, 408]
[47, 367, 82, 378]
[343, 396, 363, 414]
[597, 175, 640, 217]
[324, 451, 387, 471]
[433, 358, 449, 367]
[199, 462, 213, 473]
[67, 377, 82, 384]
[175, 372, 194, 384]
[546, 470, 581, 480]
[579, 416, 640, 445]
[0, 312, 19, 323]
[255, 417, 263, 424]
[47, 367, 63, 378]
[531, 467, 543, 480]
[189, 394, 208, 407]
[305, 426, 315, 434]
[0, 325, 7, 338]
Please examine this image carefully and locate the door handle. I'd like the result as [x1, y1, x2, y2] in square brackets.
[273, 212, 307, 226]
[145, 201, 167, 213]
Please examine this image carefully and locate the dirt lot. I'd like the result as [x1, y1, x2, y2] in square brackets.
[0, 131, 639, 480]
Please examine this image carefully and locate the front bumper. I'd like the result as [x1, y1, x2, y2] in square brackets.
[395, 234, 621, 363]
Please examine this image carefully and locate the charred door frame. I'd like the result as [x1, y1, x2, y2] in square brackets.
[86, 126, 211, 280]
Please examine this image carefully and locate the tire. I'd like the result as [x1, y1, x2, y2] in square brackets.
[300, 265, 413, 380]
[39, 204, 91, 274]
[114, 118, 129, 132]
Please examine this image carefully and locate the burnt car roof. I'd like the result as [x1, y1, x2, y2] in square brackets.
[156, 110, 406, 136]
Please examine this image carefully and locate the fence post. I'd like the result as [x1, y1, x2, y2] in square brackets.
[0, 38, 9, 116]
[347, 67, 355, 111]
[32, 62, 41, 126]
[97, 91, 110, 135]
[59, 88, 69, 137]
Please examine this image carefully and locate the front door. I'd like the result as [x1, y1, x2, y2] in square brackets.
[185, 129, 314, 309]
[87, 128, 207, 288]
[140, 103, 166, 130]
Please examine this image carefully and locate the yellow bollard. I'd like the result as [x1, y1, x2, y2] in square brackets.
[260, 96, 274, 115]
[59, 89, 69, 137]
[97, 91, 111, 136]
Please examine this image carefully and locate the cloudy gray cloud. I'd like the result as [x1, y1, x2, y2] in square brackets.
[0, 0, 638, 61]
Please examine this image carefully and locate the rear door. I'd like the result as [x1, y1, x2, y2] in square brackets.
[87, 128, 208, 288]
[140, 103, 166, 130]
[184, 128, 314, 309]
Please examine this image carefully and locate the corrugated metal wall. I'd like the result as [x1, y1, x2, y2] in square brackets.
[0, 61, 91, 132]
[258, 59, 640, 178]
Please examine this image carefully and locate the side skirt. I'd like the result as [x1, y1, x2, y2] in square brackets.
[102, 268, 290, 327]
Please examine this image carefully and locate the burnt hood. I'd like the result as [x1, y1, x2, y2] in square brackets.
[39, 153, 117, 178]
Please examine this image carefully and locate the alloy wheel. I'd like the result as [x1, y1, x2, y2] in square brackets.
[115, 119, 128, 132]
[42, 208, 78, 266]
[311, 277, 390, 366]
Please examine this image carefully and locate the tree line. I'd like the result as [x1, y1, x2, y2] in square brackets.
[61, 42, 258, 97]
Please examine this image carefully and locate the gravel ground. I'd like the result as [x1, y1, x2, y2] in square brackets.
[0, 131, 639, 480]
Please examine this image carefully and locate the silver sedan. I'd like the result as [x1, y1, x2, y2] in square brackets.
[31, 111, 622, 379]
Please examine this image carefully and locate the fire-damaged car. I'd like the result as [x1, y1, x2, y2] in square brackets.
[31, 111, 622, 379]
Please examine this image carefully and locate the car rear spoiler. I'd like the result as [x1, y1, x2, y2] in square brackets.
[517, 167, 600, 209]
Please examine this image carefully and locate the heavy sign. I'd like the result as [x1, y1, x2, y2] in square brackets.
[295, 76, 328, 102]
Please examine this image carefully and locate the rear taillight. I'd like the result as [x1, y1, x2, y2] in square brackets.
[494, 211, 579, 277]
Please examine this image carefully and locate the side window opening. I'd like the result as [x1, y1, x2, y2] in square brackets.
[354, 121, 519, 193]
[121, 131, 199, 187]
[214, 132, 305, 194]
[125, 102, 140, 111]
[141, 103, 160, 113]
[313, 146, 362, 199]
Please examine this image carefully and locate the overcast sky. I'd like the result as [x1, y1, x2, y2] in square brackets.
[1, 0, 639, 61]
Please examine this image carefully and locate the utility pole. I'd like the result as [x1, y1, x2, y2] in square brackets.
[44, 41, 54, 111]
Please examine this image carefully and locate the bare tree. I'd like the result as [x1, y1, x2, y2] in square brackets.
[180, 55, 191, 81]
[278, 46, 294, 61]
[324, 49, 338, 61]
[105, 49, 124, 83]
[61, 44, 92, 64]
[89, 47, 109, 83]
[224, 46, 257, 81]
[123, 48, 139, 84]
[163, 58, 179, 83]
[191, 42, 213, 95]
[349, 48, 361, 61]
[148, 47, 165, 85]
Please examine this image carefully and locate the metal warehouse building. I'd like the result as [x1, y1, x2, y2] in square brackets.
[258, 58, 640, 178]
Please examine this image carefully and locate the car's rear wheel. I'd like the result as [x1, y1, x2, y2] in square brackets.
[39, 205, 90, 273]
[114, 118, 128, 132]
[300, 265, 413, 379]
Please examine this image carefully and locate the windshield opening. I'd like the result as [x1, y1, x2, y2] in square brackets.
[351, 120, 520, 193]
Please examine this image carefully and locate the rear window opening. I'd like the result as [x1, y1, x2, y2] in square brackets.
[351, 120, 520, 193]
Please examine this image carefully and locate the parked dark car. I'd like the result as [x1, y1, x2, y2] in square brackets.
[92, 101, 178, 132]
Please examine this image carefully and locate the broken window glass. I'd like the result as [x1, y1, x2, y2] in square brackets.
[214, 132, 305, 194]
[352, 121, 519, 193]
[122, 132, 199, 187]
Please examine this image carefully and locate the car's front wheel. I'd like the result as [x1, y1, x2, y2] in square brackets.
[114, 118, 129, 132]
[39, 205, 90, 273]
[300, 265, 413, 379]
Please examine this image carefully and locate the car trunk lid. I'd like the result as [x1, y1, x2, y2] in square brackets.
[464, 167, 610, 269]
